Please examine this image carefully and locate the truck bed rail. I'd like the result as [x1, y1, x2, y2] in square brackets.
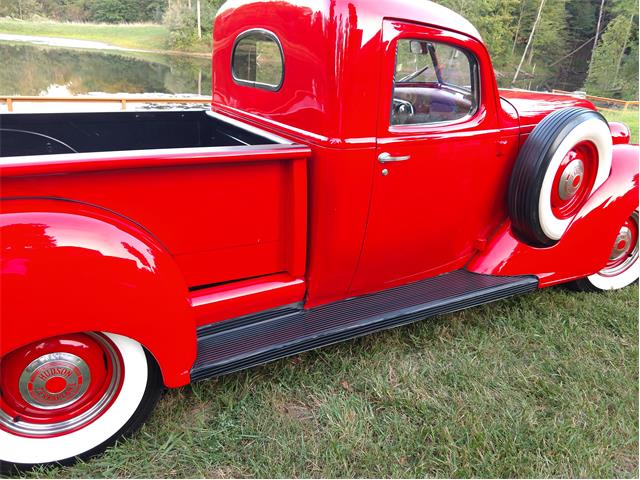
[0, 95, 213, 112]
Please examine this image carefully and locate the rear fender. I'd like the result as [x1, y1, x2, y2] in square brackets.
[469, 144, 639, 286]
[0, 199, 195, 387]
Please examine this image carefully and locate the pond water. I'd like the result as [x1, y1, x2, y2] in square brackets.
[0, 43, 212, 96]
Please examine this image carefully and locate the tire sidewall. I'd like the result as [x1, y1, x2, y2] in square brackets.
[538, 117, 612, 241]
[587, 266, 639, 290]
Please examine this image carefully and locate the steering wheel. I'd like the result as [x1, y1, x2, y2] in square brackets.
[392, 98, 415, 124]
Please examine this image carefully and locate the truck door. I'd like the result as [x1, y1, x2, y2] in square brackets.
[350, 21, 504, 295]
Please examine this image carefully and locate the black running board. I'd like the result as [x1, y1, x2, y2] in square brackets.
[191, 270, 538, 381]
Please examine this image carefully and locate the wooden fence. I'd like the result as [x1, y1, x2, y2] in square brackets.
[0, 95, 213, 112]
[551, 90, 639, 112]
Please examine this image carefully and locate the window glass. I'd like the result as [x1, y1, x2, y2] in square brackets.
[232, 30, 283, 90]
[392, 39, 478, 125]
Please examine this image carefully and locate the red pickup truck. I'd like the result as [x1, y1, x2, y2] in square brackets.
[1, 0, 638, 469]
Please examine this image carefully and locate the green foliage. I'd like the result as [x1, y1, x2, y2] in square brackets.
[585, 11, 639, 99]
[438, 0, 520, 69]
[163, 1, 220, 49]
[0, 0, 40, 19]
[163, 2, 197, 49]
[531, 0, 569, 61]
[88, 0, 128, 23]
[0, 0, 166, 22]
[433, 0, 639, 98]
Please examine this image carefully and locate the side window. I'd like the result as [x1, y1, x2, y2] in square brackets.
[232, 30, 284, 91]
[391, 39, 478, 126]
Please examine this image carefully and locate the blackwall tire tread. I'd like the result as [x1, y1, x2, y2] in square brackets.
[567, 277, 638, 292]
[565, 277, 602, 292]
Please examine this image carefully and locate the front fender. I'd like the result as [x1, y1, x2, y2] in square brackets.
[0, 199, 195, 387]
[469, 144, 639, 286]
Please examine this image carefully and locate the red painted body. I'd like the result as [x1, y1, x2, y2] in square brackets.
[0, 199, 194, 387]
[1, 0, 638, 387]
[499, 89, 596, 134]
[468, 144, 639, 284]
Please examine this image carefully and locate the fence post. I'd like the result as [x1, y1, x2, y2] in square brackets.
[121, 99, 127, 110]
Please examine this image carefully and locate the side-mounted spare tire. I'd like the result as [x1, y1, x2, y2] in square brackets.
[508, 107, 612, 246]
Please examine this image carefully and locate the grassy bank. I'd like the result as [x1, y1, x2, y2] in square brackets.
[0, 18, 210, 54]
[17, 285, 638, 478]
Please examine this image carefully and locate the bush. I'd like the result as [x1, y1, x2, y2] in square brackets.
[89, 0, 128, 23]
[163, 2, 198, 49]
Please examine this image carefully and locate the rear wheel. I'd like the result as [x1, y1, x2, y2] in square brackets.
[570, 210, 639, 291]
[0, 332, 162, 471]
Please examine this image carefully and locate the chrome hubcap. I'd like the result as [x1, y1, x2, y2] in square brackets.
[609, 226, 633, 261]
[601, 211, 639, 277]
[558, 159, 584, 201]
[0, 333, 123, 437]
[19, 352, 91, 409]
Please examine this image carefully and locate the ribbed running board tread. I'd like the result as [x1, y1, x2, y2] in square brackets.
[191, 270, 538, 381]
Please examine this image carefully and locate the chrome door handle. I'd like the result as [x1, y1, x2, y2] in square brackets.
[378, 152, 411, 163]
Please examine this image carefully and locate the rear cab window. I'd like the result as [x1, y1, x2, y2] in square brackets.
[392, 39, 479, 126]
[232, 29, 284, 91]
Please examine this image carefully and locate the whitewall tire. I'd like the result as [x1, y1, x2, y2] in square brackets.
[571, 210, 639, 291]
[0, 333, 162, 471]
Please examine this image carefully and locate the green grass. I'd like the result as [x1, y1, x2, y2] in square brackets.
[604, 109, 640, 144]
[0, 18, 210, 54]
[15, 286, 638, 478]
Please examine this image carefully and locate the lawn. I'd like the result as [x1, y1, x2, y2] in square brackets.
[16, 285, 638, 478]
[604, 109, 640, 144]
[0, 18, 210, 54]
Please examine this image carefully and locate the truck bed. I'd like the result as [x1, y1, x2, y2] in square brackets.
[0, 110, 309, 289]
[0, 110, 277, 157]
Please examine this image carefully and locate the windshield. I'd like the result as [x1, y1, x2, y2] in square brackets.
[395, 40, 473, 92]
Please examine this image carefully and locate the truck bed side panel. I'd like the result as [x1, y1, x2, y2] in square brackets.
[1, 147, 309, 288]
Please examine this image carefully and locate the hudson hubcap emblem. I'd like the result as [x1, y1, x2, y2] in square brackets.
[558, 159, 585, 201]
[19, 352, 91, 409]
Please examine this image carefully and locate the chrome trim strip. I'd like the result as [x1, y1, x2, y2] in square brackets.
[0, 143, 306, 165]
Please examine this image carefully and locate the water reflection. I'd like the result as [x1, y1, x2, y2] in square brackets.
[0, 43, 212, 96]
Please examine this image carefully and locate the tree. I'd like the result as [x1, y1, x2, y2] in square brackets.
[196, 0, 201, 39]
[512, 0, 546, 84]
[588, 0, 606, 74]
[584, 9, 639, 98]
[164, 2, 198, 48]
[437, 0, 520, 69]
[512, 0, 527, 54]
[0, 0, 40, 19]
[88, 0, 129, 23]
